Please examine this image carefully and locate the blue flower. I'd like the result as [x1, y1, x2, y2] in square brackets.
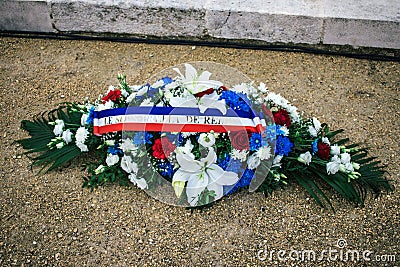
[218, 91, 251, 113]
[276, 125, 287, 136]
[236, 93, 251, 113]
[225, 168, 255, 195]
[85, 106, 95, 125]
[226, 159, 243, 173]
[147, 86, 159, 98]
[158, 160, 175, 178]
[264, 125, 277, 141]
[177, 133, 185, 146]
[133, 132, 153, 145]
[312, 139, 319, 155]
[249, 133, 262, 151]
[217, 153, 231, 170]
[275, 135, 294, 156]
[107, 144, 123, 155]
[162, 77, 173, 85]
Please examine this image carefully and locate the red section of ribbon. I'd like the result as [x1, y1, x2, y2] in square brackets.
[93, 123, 264, 136]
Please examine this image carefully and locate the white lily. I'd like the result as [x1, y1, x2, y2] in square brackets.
[198, 91, 227, 115]
[168, 93, 197, 108]
[173, 63, 222, 95]
[172, 148, 238, 206]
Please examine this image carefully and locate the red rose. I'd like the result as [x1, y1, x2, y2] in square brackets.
[273, 109, 291, 127]
[152, 137, 176, 159]
[194, 88, 214, 98]
[317, 142, 330, 160]
[102, 89, 121, 103]
[229, 131, 250, 151]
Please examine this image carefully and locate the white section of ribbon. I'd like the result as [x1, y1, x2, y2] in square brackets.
[94, 114, 265, 128]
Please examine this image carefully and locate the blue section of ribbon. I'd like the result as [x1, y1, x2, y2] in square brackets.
[95, 106, 257, 119]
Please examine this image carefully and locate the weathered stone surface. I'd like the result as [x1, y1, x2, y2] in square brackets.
[0, 0, 53, 32]
[323, 18, 400, 49]
[50, 0, 206, 36]
[0, 0, 399, 49]
[205, 10, 323, 44]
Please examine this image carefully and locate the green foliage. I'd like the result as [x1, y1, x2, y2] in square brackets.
[263, 127, 393, 211]
[197, 188, 216, 206]
[83, 163, 130, 189]
[16, 104, 91, 173]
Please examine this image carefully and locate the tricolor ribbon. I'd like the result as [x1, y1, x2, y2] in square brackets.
[93, 107, 266, 135]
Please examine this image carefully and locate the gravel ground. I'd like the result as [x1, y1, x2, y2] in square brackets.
[0, 37, 399, 266]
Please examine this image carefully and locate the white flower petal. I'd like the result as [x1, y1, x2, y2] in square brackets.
[184, 63, 198, 81]
[200, 148, 217, 168]
[186, 173, 208, 206]
[172, 169, 190, 183]
[135, 178, 148, 189]
[176, 152, 202, 172]
[207, 164, 238, 186]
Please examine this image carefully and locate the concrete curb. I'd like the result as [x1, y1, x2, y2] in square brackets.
[1, 0, 399, 49]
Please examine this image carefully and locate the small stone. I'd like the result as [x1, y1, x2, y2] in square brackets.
[57, 233, 63, 238]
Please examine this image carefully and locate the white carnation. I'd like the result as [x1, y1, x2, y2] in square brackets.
[340, 153, 351, 164]
[272, 155, 283, 167]
[330, 145, 341, 155]
[232, 83, 250, 95]
[62, 129, 73, 144]
[53, 119, 64, 136]
[121, 155, 138, 173]
[80, 113, 89, 126]
[106, 154, 119, 167]
[321, 137, 330, 145]
[326, 160, 340, 175]
[298, 151, 312, 165]
[279, 126, 289, 136]
[247, 153, 261, 169]
[76, 141, 88, 152]
[97, 100, 114, 111]
[345, 162, 354, 172]
[258, 82, 268, 93]
[75, 127, 89, 143]
[120, 138, 138, 154]
[230, 149, 248, 162]
[129, 173, 148, 189]
[255, 146, 271, 160]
